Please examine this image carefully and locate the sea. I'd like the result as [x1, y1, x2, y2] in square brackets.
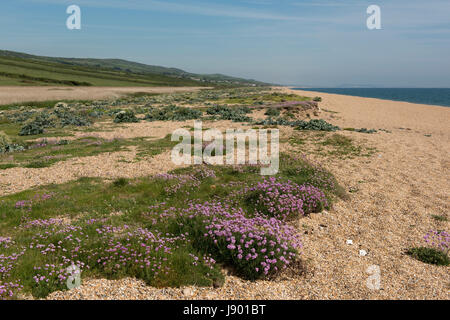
[291, 88, 450, 108]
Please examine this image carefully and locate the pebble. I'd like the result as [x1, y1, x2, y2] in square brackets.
[182, 288, 193, 297]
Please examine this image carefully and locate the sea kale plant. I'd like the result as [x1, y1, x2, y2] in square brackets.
[0, 131, 24, 153]
[145, 105, 202, 122]
[206, 105, 253, 122]
[113, 110, 140, 123]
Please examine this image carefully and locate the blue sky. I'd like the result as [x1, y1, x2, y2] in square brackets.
[1, 0, 450, 87]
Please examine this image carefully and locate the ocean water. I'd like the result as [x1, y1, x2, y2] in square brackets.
[292, 88, 450, 108]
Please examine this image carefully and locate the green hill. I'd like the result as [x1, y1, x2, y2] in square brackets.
[0, 50, 267, 87]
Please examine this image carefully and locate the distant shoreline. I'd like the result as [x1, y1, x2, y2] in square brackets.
[290, 87, 450, 108]
[279, 87, 450, 134]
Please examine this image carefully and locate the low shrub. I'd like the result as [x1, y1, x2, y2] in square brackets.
[206, 105, 252, 122]
[407, 230, 449, 266]
[0, 131, 25, 153]
[265, 108, 281, 117]
[19, 122, 44, 136]
[145, 105, 202, 122]
[296, 119, 340, 131]
[112, 177, 129, 187]
[114, 110, 139, 123]
[407, 247, 449, 266]
[255, 118, 340, 131]
[59, 113, 91, 127]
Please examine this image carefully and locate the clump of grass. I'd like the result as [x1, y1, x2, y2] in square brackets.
[113, 110, 139, 123]
[19, 122, 44, 136]
[24, 161, 51, 168]
[0, 163, 17, 170]
[112, 177, 129, 187]
[406, 247, 449, 266]
[432, 215, 448, 222]
[264, 108, 281, 117]
[407, 230, 449, 266]
[320, 134, 374, 158]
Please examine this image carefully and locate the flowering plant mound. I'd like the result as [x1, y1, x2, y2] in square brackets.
[407, 230, 449, 266]
[424, 230, 449, 254]
[244, 177, 328, 220]
[173, 201, 302, 280]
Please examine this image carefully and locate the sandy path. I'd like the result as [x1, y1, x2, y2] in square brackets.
[0, 120, 257, 196]
[0, 149, 183, 196]
[0, 86, 208, 105]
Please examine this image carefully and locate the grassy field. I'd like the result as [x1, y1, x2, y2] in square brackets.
[0, 50, 268, 87]
[0, 56, 207, 87]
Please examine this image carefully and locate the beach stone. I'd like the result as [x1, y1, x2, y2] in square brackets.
[182, 288, 193, 297]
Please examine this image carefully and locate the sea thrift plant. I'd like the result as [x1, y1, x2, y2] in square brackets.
[156, 165, 216, 195]
[0, 238, 24, 299]
[174, 201, 302, 280]
[424, 230, 449, 254]
[15, 193, 55, 211]
[244, 177, 328, 220]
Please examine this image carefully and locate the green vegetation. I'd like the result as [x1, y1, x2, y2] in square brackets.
[0, 152, 345, 298]
[145, 105, 203, 122]
[114, 110, 139, 123]
[432, 214, 448, 222]
[288, 132, 377, 160]
[406, 247, 449, 266]
[0, 135, 177, 169]
[0, 50, 268, 87]
[205, 105, 252, 122]
[264, 108, 281, 117]
[223, 92, 310, 105]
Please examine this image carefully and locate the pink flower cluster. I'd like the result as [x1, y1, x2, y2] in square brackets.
[179, 201, 302, 279]
[15, 193, 55, 210]
[424, 230, 449, 254]
[0, 238, 25, 299]
[245, 177, 328, 220]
